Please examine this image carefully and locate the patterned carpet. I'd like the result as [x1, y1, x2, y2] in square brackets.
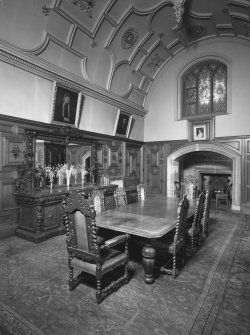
[0, 210, 250, 335]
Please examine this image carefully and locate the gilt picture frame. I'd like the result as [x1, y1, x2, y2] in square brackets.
[50, 82, 83, 128]
[193, 124, 207, 141]
[114, 109, 133, 138]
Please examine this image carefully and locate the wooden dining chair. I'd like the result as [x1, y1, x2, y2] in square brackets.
[157, 195, 190, 278]
[186, 192, 205, 250]
[200, 189, 210, 240]
[114, 187, 127, 207]
[62, 191, 129, 304]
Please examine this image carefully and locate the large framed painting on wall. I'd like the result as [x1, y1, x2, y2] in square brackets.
[114, 109, 133, 138]
[50, 82, 83, 127]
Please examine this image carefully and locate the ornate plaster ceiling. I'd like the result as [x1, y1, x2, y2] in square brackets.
[1, 0, 250, 108]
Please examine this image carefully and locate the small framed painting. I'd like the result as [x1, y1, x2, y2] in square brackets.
[193, 124, 207, 141]
[50, 82, 83, 127]
[114, 109, 133, 138]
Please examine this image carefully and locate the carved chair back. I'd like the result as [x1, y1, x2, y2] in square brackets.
[187, 192, 205, 249]
[191, 192, 206, 231]
[114, 187, 127, 207]
[174, 195, 189, 246]
[137, 183, 146, 201]
[89, 188, 105, 213]
[201, 189, 210, 239]
[62, 191, 100, 261]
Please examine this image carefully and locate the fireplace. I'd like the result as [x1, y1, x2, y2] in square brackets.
[201, 173, 232, 198]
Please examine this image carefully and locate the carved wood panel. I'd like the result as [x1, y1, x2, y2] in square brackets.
[106, 141, 123, 178]
[44, 204, 59, 230]
[0, 132, 25, 233]
[126, 145, 140, 186]
[144, 143, 167, 195]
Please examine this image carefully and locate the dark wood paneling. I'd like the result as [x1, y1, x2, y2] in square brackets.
[144, 143, 168, 195]
[126, 145, 140, 186]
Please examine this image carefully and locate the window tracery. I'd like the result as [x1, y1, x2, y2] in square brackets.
[182, 61, 227, 118]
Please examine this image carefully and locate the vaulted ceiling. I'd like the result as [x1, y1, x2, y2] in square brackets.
[1, 0, 250, 108]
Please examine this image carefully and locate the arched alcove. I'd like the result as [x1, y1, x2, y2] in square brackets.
[167, 142, 241, 210]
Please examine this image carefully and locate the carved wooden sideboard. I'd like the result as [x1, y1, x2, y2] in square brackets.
[14, 185, 117, 243]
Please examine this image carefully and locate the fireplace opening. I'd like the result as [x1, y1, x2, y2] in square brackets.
[200, 173, 232, 199]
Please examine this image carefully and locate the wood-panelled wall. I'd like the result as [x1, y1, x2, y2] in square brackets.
[0, 123, 26, 238]
[144, 143, 169, 196]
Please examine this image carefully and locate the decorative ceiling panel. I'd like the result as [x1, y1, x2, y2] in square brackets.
[94, 18, 115, 46]
[107, 0, 131, 23]
[0, 0, 46, 50]
[59, 0, 110, 32]
[131, 70, 145, 88]
[86, 47, 112, 87]
[178, 16, 216, 45]
[1, 0, 250, 109]
[71, 28, 92, 56]
[141, 44, 170, 78]
[40, 40, 83, 77]
[132, 0, 165, 12]
[107, 11, 150, 64]
[168, 39, 184, 55]
[141, 78, 152, 92]
[110, 62, 132, 95]
[127, 87, 146, 106]
[46, 11, 72, 45]
[131, 49, 147, 69]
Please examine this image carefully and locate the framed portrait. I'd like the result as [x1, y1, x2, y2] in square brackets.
[193, 125, 207, 141]
[189, 118, 214, 142]
[50, 82, 83, 127]
[114, 109, 133, 138]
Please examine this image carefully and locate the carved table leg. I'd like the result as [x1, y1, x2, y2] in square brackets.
[142, 240, 156, 284]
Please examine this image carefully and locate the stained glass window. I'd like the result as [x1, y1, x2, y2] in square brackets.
[182, 61, 227, 117]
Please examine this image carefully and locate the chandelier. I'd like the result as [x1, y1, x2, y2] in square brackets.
[71, 0, 95, 18]
[172, 0, 186, 28]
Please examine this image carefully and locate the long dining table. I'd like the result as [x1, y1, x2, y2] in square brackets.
[95, 196, 196, 284]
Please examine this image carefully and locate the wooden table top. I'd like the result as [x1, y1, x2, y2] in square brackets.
[96, 196, 195, 239]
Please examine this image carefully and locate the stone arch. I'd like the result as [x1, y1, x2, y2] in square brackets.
[167, 142, 241, 210]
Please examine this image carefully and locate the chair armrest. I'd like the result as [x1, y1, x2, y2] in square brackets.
[104, 234, 129, 248]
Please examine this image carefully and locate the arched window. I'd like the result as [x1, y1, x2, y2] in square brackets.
[182, 60, 227, 118]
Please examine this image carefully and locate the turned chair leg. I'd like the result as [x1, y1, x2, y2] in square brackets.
[172, 253, 177, 278]
[181, 246, 186, 268]
[96, 279, 102, 304]
[68, 263, 74, 291]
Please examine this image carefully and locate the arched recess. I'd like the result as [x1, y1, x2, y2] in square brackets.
[167, 142, 241, 211]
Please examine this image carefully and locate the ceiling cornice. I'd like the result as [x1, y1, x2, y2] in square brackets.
[0, 39, 147, 117]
